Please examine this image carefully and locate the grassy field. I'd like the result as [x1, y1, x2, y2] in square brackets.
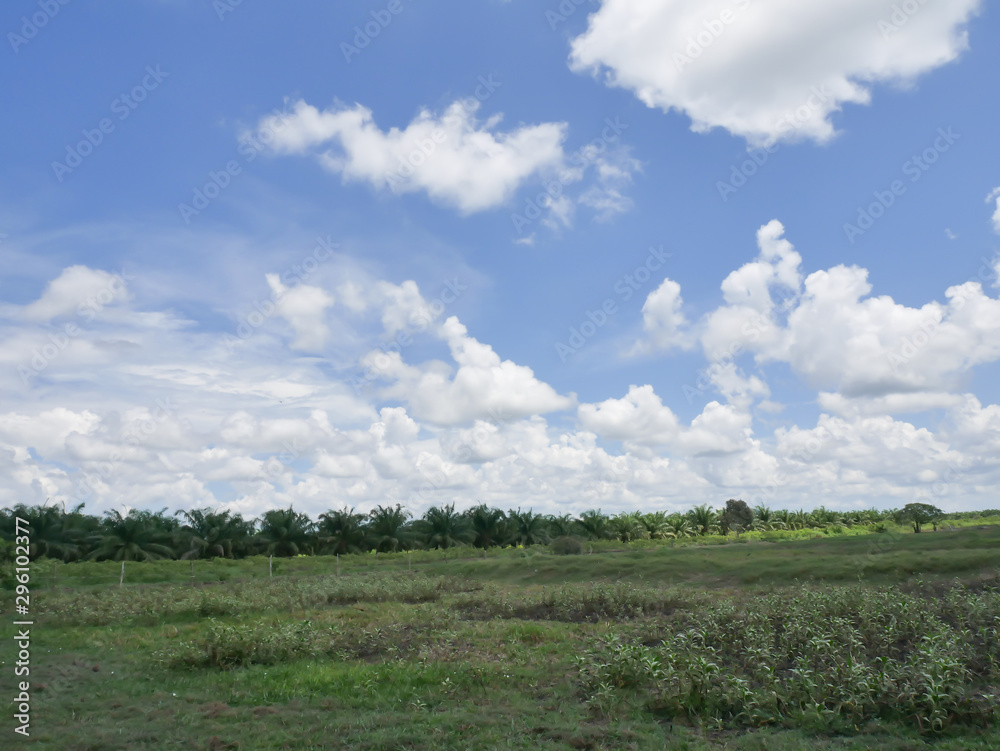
[3, 526, 999, 750]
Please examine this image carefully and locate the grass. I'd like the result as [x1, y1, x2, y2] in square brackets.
[2, 526, 999, 749]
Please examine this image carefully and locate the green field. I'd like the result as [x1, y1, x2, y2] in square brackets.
[3, 526, 999, 750]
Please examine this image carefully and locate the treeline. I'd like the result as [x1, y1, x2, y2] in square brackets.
[1, 500, 994, 563]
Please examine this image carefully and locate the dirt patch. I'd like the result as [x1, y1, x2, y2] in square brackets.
[205, 736, 239, 750]
[200, 702, 235, 719]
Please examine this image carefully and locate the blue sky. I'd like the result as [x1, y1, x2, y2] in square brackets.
[2, 0, 999, 517]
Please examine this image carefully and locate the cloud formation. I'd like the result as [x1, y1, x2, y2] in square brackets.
[255, 98, 568, 214]
[569, 0, 981, 144]
[2, 219, 999, 518]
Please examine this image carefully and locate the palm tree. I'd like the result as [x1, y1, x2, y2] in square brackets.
[770, 509, 792, 530]
[506, 509, 550, 547]
[5, 502, 85, 561]
[177, 508, 251, 559]
[88, 509, 175, 562]
[687, 504, 719, 536]
[413, 504, 475, 549]
[256, 507, 315, 557]
[316, 508, 368, 555]
[789, 509, 810, 530]
[753, 504, 774, 529]
[609, 512, 650, 543]
[367, 504, 415, 552]
[546, 513, 580, 538]
[809, 506, 839, 528]
[664, 514, 694, 539]
[640, 511, 673, 540]
[465, 504, 507, 548]
[576, 509, 611, 541]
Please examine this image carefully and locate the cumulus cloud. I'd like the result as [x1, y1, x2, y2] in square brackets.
[265, 274, 335, 352]
[21, 266, 129, 322]
[579, 384, 680, 446]
[673, 221, 1000, 405]
[769, 271, 1000, 397]
[3, 244, 1000, 517]
[634, 278, 689, 352]
[254, 98, 568, 214]
[375, 316, 576, 425]
[579, 385, 758, 458]
[569, 0, 982, 144]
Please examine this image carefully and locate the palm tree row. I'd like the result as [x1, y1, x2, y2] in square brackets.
[0, 501, 922, 563]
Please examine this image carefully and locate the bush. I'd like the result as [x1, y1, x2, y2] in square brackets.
[550, 536, 584, 555]
[575, 581, 1000, 731]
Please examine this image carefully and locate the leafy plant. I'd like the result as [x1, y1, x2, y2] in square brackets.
[549, 536, 584, 555]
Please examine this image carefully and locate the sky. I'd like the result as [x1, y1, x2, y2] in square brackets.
[1, 0, 999, 519]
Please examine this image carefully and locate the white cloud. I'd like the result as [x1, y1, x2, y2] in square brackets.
[577, 148, 642, 221]
[0, 408, 101, 457]
[265, 274, 335, 352]
[255, 98, 568, 214]
[3, 241, 1000, 518]
[720, 220, 802, 310]
[988, 186, 1000, 234]
[683, 222, 1000, 405]
[578, 384, 680, 446]
[376, 316, 576, 425]
[635, 278, 689, 352]
[770, 270, 1000, 397]
[569, 0, 982, 144]
[817, 391, 965, 418]
[21, 266, 129, 322]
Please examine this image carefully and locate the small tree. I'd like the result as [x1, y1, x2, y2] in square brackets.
[900, 503, 944, 533]
[721, 499, 754, 537]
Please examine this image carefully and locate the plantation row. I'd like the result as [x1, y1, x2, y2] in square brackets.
[1, 499, 995, 563]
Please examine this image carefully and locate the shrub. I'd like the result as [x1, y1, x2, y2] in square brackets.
[575, 581, 1000, 732]
[550, 536, 584, 555]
